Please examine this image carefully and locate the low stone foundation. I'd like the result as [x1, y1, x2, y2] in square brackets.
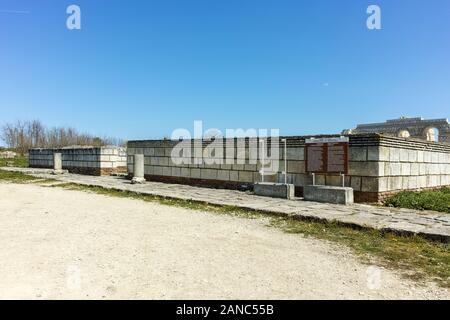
[123, 134, 450, 203]
[29, 146, 127, 176]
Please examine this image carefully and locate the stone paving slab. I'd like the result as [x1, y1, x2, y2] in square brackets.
[3, 167, 450, 243]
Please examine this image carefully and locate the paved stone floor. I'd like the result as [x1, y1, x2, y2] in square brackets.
[3, 167, 450, 242]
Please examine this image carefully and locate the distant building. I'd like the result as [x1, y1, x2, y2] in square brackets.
[343, 117, 450, 143]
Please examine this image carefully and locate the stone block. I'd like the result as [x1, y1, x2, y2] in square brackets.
[254, 183, 295, 199]
[401, 163, 411, 176]
[190, 168, 201, 179]
[410, 163, 419, 176]
[201, 169, 218, 180]
[171, 167, 181, 177]
[287, 160, 305, 173]
[348, 162, 380, 176]
[244, 164, 257, 171]
[144, 148, 155, 156]
[217, 170, 230, 181]
[378, 177, 389, 192]
[180, 168, 190, 177]
[417, 175, 427, 188]
[229, 171, 239, 182]
[162, 167, 171, 176]
[399, 149, 409, 162]
[417, 151, 424, 162]
[350, 176, 362, 191]
[238, 171, 254, 182]
[286, 147, 304, 161]
[326, 175, 345, 187]
[303, 185, 354, 205]
[349, 147, 367, 161]
[144, 165, 155, 175]
[389, 148, 400, 162]
[389, 176, 403, 191]
[154, 148, 165, 157]
[361, 177, 378, 192]
[315, 174, 326, 186]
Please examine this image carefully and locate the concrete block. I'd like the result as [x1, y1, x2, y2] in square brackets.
[254, 183, 295, 199]
[304, 185, 354, 205]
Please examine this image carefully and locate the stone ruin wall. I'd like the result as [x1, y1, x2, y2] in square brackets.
[29, 146, 127, 176]
[127, 134, 450, 203]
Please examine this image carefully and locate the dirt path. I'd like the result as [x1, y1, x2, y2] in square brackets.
[0, 183, 448, 300]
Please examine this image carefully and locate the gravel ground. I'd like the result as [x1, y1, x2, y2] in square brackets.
[0, 183, 448, 300]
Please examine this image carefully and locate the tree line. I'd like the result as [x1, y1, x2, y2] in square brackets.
[1, 120, 124, 155]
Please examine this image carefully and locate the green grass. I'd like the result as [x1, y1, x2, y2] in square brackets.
[385, 187, 450, 213]
[58, 182, 450, 288]
[0, 155, 28, 168]
[0, 169, 39, 182]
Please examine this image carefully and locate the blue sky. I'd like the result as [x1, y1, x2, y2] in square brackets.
[1, 0, 449, 141]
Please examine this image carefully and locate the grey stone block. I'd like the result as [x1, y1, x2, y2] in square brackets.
[303, 185, 354, 205]
[254, 183, 295, 199]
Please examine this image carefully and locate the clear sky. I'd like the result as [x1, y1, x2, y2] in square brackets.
[1, 0, 449, 141]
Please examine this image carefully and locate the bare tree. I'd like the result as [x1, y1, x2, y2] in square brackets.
[0, 120, 123, 154]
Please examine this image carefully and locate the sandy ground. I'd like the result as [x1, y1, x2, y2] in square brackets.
[0, 183, 448, 300]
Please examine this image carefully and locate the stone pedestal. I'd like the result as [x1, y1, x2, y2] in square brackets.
[254, 182, 295, 199]
[131, 154, 146, 184]
[304, 185, 354, 205]
[52, 153, 65, 174]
